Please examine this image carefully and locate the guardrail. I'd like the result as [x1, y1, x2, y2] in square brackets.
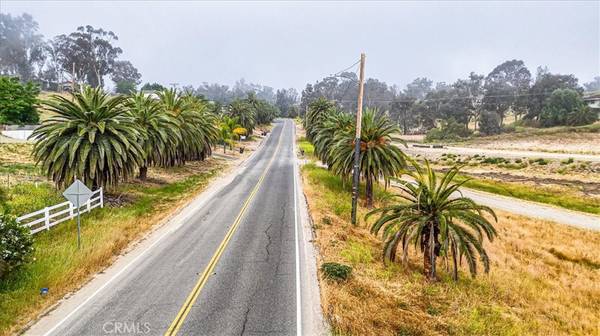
[16, 188, 104, 234]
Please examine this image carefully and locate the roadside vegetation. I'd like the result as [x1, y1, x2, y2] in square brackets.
[301, 160, 600, 335]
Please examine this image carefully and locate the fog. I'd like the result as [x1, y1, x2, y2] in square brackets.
[2, 1, 598, 89]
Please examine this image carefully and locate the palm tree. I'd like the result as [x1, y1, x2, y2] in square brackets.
[312, 110, 353, 167]
[228, 99, 255, 135]
[158, 89, 218, 165]
[31, 86, 144, 188]
[367, 160, 498, 281]
[304, 98, 335, 142]
[330, 109, 406, 207]
[219, 116, 242, 153]
[127, 92, 180, 179]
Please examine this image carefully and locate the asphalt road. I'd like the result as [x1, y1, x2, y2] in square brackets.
[28, 119, 320, 336]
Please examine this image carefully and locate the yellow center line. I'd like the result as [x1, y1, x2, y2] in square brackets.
[164, 127, 285, 336]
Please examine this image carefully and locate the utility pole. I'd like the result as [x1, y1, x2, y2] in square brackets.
[351, 53, 366, 225]
[71, 63, 76, 92]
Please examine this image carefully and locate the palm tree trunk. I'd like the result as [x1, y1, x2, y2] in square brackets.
[366, 174, 374, 208]
[452, 243, 459, 281]
[423, 223, 439, 281]
[139, 166, 148, 180]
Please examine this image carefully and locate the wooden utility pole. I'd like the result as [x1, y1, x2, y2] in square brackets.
[351, 53, 366, 225]
[71, 63, 76, 92]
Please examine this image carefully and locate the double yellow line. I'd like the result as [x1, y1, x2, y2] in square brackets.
[164, 129, 285, 336]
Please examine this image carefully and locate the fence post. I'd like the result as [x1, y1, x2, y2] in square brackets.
[69, 201, 74, 218]
[44, 207, 50, 231]
[100, 187, 104, 208]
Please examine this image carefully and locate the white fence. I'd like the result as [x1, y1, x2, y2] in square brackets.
[16, 188, 104, 234]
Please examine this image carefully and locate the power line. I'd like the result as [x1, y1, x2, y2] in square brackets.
[332, 91, 560, 104]
[330, 59, 360, 78]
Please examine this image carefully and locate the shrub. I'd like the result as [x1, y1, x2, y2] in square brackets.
[0, 76, 40, 125]
[561, 158, 574, 165]
[321, 262, 352, 282]
[540, 89, 596, 127]
[528, 158, 549, 165]
[0, 212, 34, 278]
[425, 118, 472, 142]
[482, 157, 508, 165]
[478, 111, 502, 135]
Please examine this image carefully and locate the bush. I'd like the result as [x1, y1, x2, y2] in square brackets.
[528, 158, 549, 165]
[0, 76, 40, 125]
[0, 212, 34, 278]
[482, 157, 508, 165]
[478, 111, 502, 135]
[561, 158, 574, 165]
[540, 89, 596, 127]
[321, 262, 352, 282]
[425, 118, 472, 142]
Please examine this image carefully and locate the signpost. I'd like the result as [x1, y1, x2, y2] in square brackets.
[63, 179, 93, 249]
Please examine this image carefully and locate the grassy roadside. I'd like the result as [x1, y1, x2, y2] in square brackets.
[453, 174, 600, 216]
[0, 161, 224, 335]
[301, 161, 600, 336]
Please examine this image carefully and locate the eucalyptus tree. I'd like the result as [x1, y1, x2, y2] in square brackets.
[330, 109, 407, 208]
[367, 160, 498, 281]
[127, 92, 180, 179]
[31, 86, 144, 188]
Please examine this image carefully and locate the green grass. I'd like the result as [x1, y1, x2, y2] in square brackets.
[3, 183, 63, 215]
[0, 163, 39, 175]
[297, 139, 315, 158]
[456, 175, 600, 215]
[0, 165, 222, 335]
[302, 163, 391, 223]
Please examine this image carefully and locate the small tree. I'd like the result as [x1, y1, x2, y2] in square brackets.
[115, 81, 137, 94]
[0, 212, 34, 279]
[0, 76, 40, 125]
[367, 160, 497, 281]
[478, 110, 502, 135]
[540, 89, 594, 127]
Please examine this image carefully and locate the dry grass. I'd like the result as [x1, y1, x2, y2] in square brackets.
[302, 163, 600, 336]
[459, 123, 600, 155]
[0, 143, 34, 165]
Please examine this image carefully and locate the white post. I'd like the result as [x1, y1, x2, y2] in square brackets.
[69, 202, 74, 218]
[44, 207, 50, 231]
[99, 187, 104, 208]
[86, 198, 91, 212]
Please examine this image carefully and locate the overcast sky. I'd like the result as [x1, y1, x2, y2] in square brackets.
[2, 1, 599, 90]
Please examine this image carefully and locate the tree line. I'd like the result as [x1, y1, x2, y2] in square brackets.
[300, 60, 599, 138]
[31, 86, 278, 189]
